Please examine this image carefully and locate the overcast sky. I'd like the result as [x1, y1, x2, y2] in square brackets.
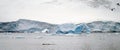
[0, 0, 120, 24]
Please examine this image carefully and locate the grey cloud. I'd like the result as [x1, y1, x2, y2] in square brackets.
[40, 0, 62, 5]
[43, 0, 58, 4]
[88, 0, 120, 11]
[64, 0, 112, 8]
[88, 0, 112, 8]
[70, 0, 120, 11]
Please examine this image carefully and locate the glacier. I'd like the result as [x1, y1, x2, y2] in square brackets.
[0, 19, 120, 34]
[56, 23, 90, 34]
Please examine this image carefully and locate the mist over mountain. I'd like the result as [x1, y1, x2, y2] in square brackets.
[0, 19, 120, 33]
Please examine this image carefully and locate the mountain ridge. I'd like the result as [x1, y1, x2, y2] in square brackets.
[0, 19, 120, 33]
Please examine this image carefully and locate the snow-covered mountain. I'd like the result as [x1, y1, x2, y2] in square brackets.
[0, 19, 58, 33]
[0, 19, 120, 33]
[87, 21, 120, 33]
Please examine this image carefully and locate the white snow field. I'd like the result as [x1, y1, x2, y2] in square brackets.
[0, 33, 120, 50]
